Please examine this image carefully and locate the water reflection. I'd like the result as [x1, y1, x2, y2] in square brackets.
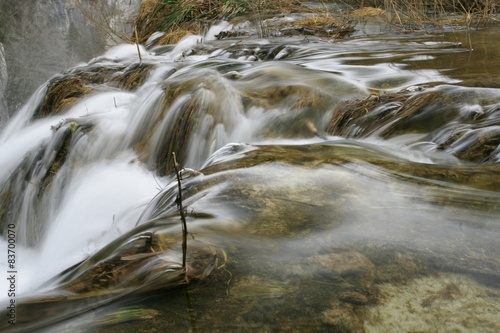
[403, 27, 500, 86]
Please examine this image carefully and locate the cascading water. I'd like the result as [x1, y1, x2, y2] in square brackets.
[0, 21, 500, 332]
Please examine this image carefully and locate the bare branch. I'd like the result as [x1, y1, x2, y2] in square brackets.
[172, 152, 188, 277]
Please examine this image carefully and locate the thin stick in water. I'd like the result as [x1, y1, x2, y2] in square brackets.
[172, 152, 188, 274]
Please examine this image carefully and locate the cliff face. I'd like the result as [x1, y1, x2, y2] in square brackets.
[0, 0, 141, 114]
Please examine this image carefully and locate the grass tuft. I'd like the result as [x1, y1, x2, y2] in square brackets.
[133, 0, 499, 44]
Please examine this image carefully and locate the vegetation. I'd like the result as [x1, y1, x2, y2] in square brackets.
[134, 0, 306, 43]
[132, 0, 499, 45]
[33, 63, 152, 119]
[346, 0, 499, 28]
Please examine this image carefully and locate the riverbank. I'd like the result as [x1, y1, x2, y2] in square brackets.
[134, 0, 500, 45]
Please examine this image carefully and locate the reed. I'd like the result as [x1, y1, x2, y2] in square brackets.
[339, 0, 498, 28]
[134, 0, 253, 42]
[134, 0, 499, 45]
[134, 0, 309, 42]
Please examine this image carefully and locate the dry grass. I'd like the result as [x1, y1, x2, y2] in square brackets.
[339, 0, 499, 28]
[134, 0, 314, 44]
[34, 77, 94, 119]
[156, 24, 201, 44]
[134, 0, 254, 43]
[33, 64, 153, 119]
[133, 0, 499, 46]
[112, 63, 154, 90]
[350, 7, 385, 17]
[74, 0, 498, 48]
[295, 14, 344, 28]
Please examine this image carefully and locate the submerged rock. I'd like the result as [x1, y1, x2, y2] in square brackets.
[364, 273, 500, 332]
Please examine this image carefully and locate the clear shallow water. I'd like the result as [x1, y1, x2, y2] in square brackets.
[0, 23, 499, 332]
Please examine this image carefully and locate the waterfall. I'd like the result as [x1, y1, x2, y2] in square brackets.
[0, 15, 499, 332]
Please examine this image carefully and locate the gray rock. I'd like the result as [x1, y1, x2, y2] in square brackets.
[0, 0, 141, 111]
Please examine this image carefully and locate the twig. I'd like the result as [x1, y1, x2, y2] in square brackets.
[172, 152, 188, 274]
[134, 25, 142, 63]
[75, 0, 131, 44]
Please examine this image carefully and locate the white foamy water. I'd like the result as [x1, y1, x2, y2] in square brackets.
[0, 22, 499, 332]
[2, 159, 160, 294]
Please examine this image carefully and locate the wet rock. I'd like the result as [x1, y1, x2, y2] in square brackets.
[215, 30, 248, 40]
[130, 68, 245, 175]
[364, 273, 500, 332]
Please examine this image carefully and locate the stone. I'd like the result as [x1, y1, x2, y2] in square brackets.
[364, 273, 500, 332]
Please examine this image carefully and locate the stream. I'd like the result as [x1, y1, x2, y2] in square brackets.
[0, 20, 499, 332]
